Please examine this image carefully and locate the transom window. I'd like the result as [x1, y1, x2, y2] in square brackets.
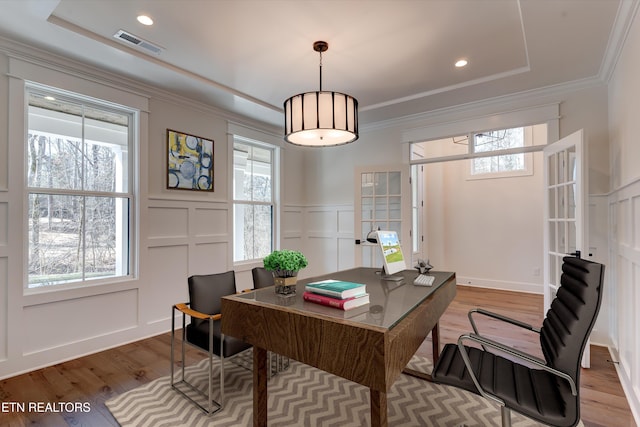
[410, 124, 545, 180]
[470, 127, 529, 176]
[233, 137, 275, 262]
[26, 84, 135, 289]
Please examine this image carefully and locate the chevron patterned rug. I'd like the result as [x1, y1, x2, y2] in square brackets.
[106, 351, 577, 426]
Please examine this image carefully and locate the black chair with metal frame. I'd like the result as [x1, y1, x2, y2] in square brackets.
[251, 266, 290, 376]
[251, 266, 275, 289]
[432, 256, 605, 427]
[171, 271, 252, 415]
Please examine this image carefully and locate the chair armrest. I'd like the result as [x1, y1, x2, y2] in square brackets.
[173, 303, 222, 321]
[457, 333, 578, 397]
[468, 308, 541, 335]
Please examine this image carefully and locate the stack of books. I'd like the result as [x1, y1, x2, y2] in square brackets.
[302, 279, 369, 311]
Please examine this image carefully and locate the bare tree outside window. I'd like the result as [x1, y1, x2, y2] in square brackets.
[26, 87, 133, 288]
[233, 140, 274, 262]
[471, 127, 526, 175]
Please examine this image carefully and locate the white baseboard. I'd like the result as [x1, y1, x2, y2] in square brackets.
[608, 346, 640, 427]
[456, 276, 542, 294]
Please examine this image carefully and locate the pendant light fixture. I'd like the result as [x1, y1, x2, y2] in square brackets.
[284, 41, 359, 147]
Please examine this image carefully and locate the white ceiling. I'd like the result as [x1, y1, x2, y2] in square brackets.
[0, 0, 632, 129]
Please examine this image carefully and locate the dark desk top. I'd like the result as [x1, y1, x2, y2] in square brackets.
[233, 267, 455, 329]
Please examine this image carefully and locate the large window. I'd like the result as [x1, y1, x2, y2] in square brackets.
[233, 138, 275, 262]
[26, 85, 135, 289]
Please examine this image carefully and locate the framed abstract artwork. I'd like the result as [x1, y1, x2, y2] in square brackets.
[167, 129, 214, 191]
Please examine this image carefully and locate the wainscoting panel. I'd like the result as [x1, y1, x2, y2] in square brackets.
[298, 204, 356, 278]
[635, 196, 640, 250]
[0, 201, 6, 248]
[307, 208, 337, 234]
[146, 245, 189, 323]
[193, 207, 227, 238]
[148, 206, 189, 238]
[0, 199, 6, 360]
[282, 206, 303, 237]
[337, 208, 354, 234]
[22, 288, 138, 355]
[608, 178, 640, 421]
[146, 200, 231, 325]
[281, 237, 304, 256]
[306, 236, 337, 278]
[338, 237, 356, 271]
[190, 242, 229, 275]
[0, 257, 6, 360]
[588, 195, 609, 345]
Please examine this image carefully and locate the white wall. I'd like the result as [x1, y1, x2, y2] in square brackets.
[304, 87, 610, 289]
[0, 41, 294, 379]
[425, 153, 544, 294]
[607, 4, 640, 422]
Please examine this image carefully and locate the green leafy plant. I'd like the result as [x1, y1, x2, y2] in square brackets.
[263, 250, 308, 277]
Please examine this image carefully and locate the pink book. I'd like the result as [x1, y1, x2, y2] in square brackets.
[302, 291, 370, 311]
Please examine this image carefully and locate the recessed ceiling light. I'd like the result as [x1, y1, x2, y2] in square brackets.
[137, 15, 153, 26]
[44, 96, 56, 101]
[455, 59, 468, 68]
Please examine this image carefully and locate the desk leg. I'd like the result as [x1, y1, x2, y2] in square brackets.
[402, 322, 440, 382]
[431, 321, 440, 366]
[253, 346, 268, 427]
[370, 389, 388, 427]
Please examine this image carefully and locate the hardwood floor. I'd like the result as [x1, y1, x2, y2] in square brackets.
[0, 286, 635, 426]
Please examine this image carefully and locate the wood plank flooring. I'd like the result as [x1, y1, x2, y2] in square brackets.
[0, 286, 635, 427]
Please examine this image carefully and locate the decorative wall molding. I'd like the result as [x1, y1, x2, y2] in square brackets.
[607, 175, 640, 423]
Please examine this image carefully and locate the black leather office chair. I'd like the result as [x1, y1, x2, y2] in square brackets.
[251, 266, 274, 289]
[171, 271, 252, 415]
[251, 266, 290, 375]
[432, 256, 605, 427]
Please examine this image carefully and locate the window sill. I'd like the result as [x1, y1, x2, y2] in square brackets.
[23, 276, 138, 307]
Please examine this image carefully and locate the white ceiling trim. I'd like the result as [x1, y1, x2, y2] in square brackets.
[599, 0, 640, 82]
[363, 0, 532, 114]
[363, 74, 604, 134]
[360, 65, 532, 112]
[401, 103, 559, 144]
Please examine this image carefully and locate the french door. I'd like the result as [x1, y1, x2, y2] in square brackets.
[354, 166, 411, 268]
[543, 129, 589, 365]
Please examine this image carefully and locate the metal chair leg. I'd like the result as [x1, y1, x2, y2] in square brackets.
[220, 333, 225, 407]
[170, 308, 222, 416]
[501, 406, 512, 427]
[170, 306, 176, 385]
[208, 317, 214, 414]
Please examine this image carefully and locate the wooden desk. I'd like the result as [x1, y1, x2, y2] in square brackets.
[221, 268, 456, 427]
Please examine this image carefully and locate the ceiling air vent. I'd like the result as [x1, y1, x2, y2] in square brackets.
[113, 29, 163, 55]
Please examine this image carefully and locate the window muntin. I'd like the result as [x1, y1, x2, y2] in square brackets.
[233, 139, 274, 263]
[471, 127, 528, 176]
[361, 171, 402, 239]
[410, 124, 546, 172]
[26, 86, 134, 289]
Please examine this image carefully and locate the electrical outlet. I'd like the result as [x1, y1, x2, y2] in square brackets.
[533, 267, 540, 277]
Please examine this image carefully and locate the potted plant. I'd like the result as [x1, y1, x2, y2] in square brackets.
[263, 249, 308, 296]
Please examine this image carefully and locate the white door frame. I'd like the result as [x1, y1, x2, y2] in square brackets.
[543, 129, 589, 366]
[354, 165, 411, 269]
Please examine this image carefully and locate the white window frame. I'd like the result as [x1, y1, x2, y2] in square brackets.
[467, 126, 535, 180]
[24, 83, 137, 291]
[232, 135, 277, 265]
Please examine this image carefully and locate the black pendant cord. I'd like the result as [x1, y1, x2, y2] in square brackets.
[319, 51, 323, 92]
[314, 41, 328, 92]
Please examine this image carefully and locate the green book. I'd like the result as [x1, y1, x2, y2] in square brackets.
[304, 280, 367, 299]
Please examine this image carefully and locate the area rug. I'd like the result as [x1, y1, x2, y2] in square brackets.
[106, 352, 574, 427]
